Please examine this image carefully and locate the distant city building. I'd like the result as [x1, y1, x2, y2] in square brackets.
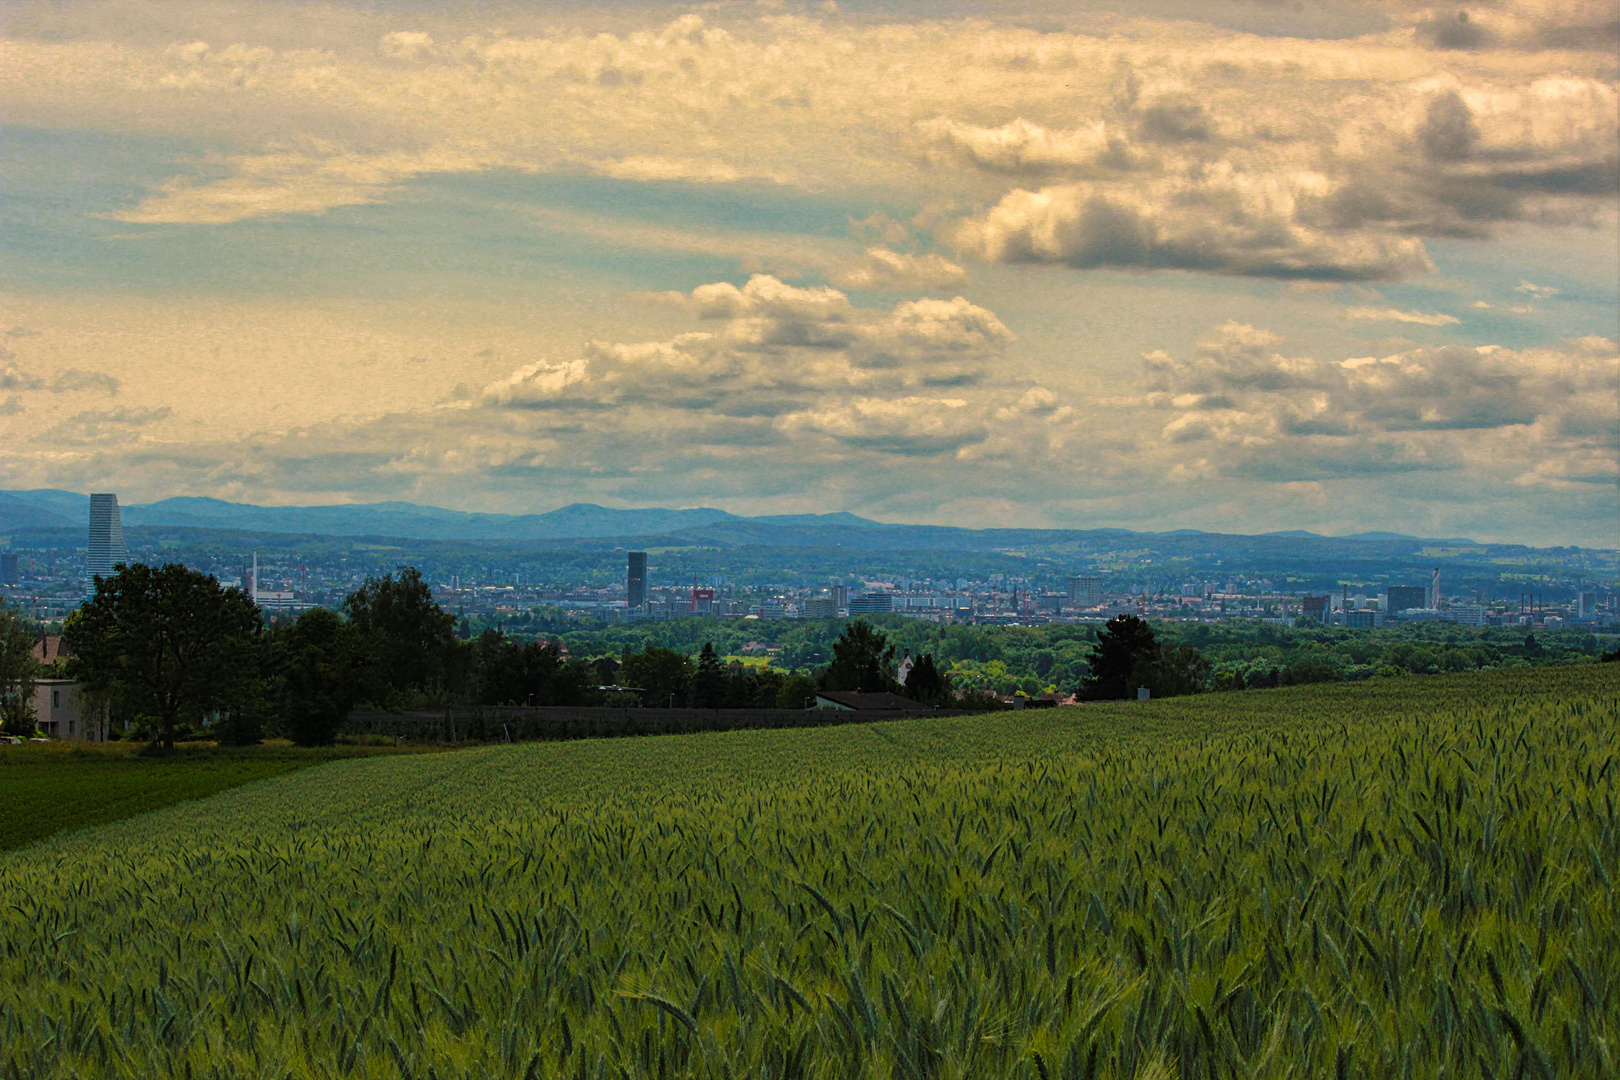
[1450, 605, 1486, 626]
[1429, 567, 1441, 609]
[1345, 610, 1376, 628]
[847, 592, 893, 615]
[831, 585, 849, 613]
[690, 586, 715, 615]
[86, 493, 128, 582]
[627, 551, 647, 610]
[1578, 591, 1598, 619]
[1300, 595, 1329, 622]
[1386, 585, 1428, 613]
[802, 595, 838, 618]
[1068, 575, 1103, 608]
[0, 553, 17, 585]
[248, 553, 298, 610]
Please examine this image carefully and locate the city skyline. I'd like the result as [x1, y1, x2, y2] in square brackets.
[0, 0, 1615, 546]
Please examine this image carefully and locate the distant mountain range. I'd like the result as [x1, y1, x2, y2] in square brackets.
[0, 489, 1496, 549]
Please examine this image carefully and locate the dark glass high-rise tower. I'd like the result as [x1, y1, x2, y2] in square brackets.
[87, 493, 129, 583]
[627, 551, 647, 611]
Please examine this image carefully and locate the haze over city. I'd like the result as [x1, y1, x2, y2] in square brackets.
[1, 0, 1615, 545]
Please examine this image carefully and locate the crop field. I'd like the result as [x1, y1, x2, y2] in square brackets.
[0, 665, 1615, 1079]
[0, 743, 438, 853]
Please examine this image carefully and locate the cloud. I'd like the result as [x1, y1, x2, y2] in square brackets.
[1339, 306, 1460, 325]
[46, 406, 173, 442]
[936, 69, 1614, 279]
[49, 369, 121, 394]
[588, 156, 790, 185]
[0, 3, 1605, 288]
[1515, 280, 1559, 299]
[952, 177, 1436, 281]
[0, 365, 45, 391]
[776, 396, 986, 456]
[1385, 0, 1620, 52]
[91, 274, 1052, 509]
[831, 248, 968, 291]
[483, 276, 1014, 423]
[1146, 324, 1618, 487]
[112, 145, 496, 225]
[0, 363, 120, 395]
[919, 117, 1128, 176]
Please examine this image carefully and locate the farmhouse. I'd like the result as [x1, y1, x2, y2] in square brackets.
[31, 679, 104, 740]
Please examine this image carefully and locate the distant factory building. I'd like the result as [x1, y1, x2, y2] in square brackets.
[1068, 575, 1103, 608]
[1300, 595, 1330, 622]
[86, 493, 128, 583]
[1386, 585, 1428, 613]
[626, 551, 647, 610]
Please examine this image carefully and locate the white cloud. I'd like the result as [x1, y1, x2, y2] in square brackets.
[481, 276, 1013, 421]
[0, 3, 1606, 276]
[952, 176, 1436, 281]
[1146, 324, 1618, 487]
[1339, 306, 1460, 325]
[919, 117, 1126, 176]
[111, 145, 497, 225]
[776, 396, 986, 457]
[831, 248, 968, 291]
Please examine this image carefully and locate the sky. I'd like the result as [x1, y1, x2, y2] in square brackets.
[0, 0, 1615, 545]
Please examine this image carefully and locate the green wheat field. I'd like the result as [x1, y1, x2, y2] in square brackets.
[2, 665, 1615, 1079]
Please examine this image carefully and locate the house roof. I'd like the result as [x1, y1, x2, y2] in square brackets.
[813, 691, 932, 711]
[31, 635, 70, 665]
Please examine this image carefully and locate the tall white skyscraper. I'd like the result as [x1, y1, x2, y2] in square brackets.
[1068, 574, 1103, 608]
[86, 493, 129, 582]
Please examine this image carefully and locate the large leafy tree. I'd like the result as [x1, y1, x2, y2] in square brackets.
[271, 607, 374, 746]
[0, 606, 39, 737]
[1080, 615, 1159, 700]
[64, 563, 262, 748]
[776, 672, 819, 710]
[822, 620, 898, 693]
[901, 652, 949, 706]
[475, 632, 592, 707]
[621, 646, 693, 707]
[691, 642, 726, 709]
[1131, 642, 1212, 699]
[343, 567, 458, 704]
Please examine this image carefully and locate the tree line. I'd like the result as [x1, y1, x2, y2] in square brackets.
[14, 561, 1591, 747]
[34, 564, 996, 747]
